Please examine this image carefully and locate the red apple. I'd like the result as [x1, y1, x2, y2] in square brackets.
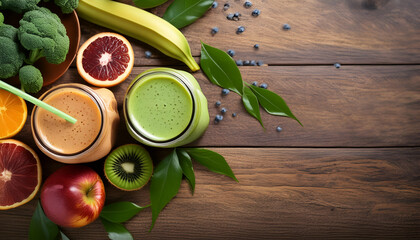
[40, 165, 105, 228]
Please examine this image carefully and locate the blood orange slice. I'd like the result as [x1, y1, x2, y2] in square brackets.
[76, 32, 134, 87]
[0, 139, 41, 210]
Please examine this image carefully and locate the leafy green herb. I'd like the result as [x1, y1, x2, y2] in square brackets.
[29, 201, 60, 240]
[242, 87, 264, 127]
[100, 202, 149, 223]
[200, 42, 244, 95]
[133, 0, 169, 9]
[177, 149, 196, 194]
[100, 218, 133, 240]
[249, 84, 302, 126]
[150, 149, 183, 231]
[184, 148, 238, 182]
[163, 0, 214, 29]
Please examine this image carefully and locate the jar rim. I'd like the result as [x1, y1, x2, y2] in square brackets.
[31, 84, 105, 157]
[124, 70, 198, 145]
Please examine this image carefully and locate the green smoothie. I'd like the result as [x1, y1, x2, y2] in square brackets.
[126, 74, 193, 142]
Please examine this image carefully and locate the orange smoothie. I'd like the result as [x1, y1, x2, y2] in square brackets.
[31, 84, 120, 163]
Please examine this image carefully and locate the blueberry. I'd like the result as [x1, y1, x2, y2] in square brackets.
[283, 23, 291, 30]
[227, 49, 235, 57]
[259, 83, 268, 89]
[234, 12, 241, 18]
[232, 112, 237, 117]
[252, 81, 258, 86]
[223, 3, 230, 10]
[236, 26, 245, 34]
[257, 60, 264, 66]
[250, 60, 256, 66]
[252, 9, 260, 17]
[236, 60, 243, 66]
[244, 1, 252, 8]
[215, 114, 224, 123]
[222, 88, 230, 95]
[215, 101, 221, 107]
[243, 60, 250, 66]
[211, 27, 219, 34]
[334, 63, 341, 68]
[221, 107, 227, 114]
[276, 126, 283, 132]
[145, 50, 152, 58]
[254, 44, 259, 49]
[227, 13, 234, 20]
[212, 1, 218, 8]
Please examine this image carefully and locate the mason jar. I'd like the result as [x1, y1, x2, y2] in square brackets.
[123, 68, 209, 148]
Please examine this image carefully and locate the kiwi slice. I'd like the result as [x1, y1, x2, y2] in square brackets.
[104, 144, 153, 191]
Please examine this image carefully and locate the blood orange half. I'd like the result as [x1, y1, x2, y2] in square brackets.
[76, 32, 134, 87]
[0, 139, 42, 210]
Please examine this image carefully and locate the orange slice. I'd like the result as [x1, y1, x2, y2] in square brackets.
[0, 139, 42, 210]
[76, 32, 134, 87]
[0, 89, 27, 139]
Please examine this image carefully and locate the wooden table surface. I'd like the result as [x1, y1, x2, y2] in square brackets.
[1, 0, 420, 239]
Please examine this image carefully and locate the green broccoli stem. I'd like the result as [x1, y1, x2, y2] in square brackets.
[25, 49, 45, 65]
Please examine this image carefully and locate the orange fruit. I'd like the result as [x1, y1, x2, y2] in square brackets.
[76, 32, 134, 87]
[0, 89, 27, 139]
[0, 139, 42, 210]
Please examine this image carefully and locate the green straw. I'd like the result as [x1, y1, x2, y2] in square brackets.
[0, 80, 77, 124]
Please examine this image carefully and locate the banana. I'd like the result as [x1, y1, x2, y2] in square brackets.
[77, 0, 200, 72]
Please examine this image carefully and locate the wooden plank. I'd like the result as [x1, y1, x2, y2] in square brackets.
[14, 65, 420, 147]
[1, 148, 419, 239]
[78, 0, 420, 66]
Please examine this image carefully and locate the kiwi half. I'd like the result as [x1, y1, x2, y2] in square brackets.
[104, 144, 153, 191]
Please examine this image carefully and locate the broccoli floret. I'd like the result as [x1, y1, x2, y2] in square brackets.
[0, 12, 4, 27]
[54, 0, 79, 14]
[19, 65, 43, 93]
[0, 0, 40, 14]
[0, 24, 25, 79]
[18, 7, 69, 65]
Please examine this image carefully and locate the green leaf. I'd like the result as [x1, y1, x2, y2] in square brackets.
[29, 201, 60, 240]
[176, 149, 195, 194]
[60, 232, 70, 240]
[150, 149, 183, 231]
[100, 218, 133, 240]
[163, 0, 214, 29]
[133, 0, 169, 9]
[100, 202, 150, 223]
[184, 148, 238, 182]
[242, 87, 264, 127]
[200, 42, 244, 95]
[249, 84, 302, 126]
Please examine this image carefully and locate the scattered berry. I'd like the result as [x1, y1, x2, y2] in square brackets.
[221, 107, 227, 114]
[236, 60, 243, 66]
[244, 1, 252, 8]
[232, 112, 237, 117]
[276, 126, 283, 132]
[222, 88, 230, 95]
[257, 60, 264, 66]
[233, 12, 241, 20]
[145, 50, 152, 58]
[250, 60, 256, 66]
[215, 101, 221, 107]
[211, 27, 219, 35]
[254, 44, 259, 49]
[227, 13, 234, 20]
[252, 81, 258, 86]
[334, 63, 341, 68]
[236, 26, 245, 34]
[259, 83, 268, 89]
[252, 9, 260, 17]
[223, 3, 230, 11]
[243, 60, 250, 66]
[214, 114, 224, 123]
[212, 1, 218, 8]
[227, 49, 235, 57]
[283, 24, 291, 30]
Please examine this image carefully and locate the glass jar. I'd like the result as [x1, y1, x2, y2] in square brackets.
[124, 68, 209, 148]
[31, 83, 120, 163]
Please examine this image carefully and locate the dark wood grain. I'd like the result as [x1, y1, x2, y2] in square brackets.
[78, 0, 420, 66]
[13, 65, 420, 147]
[1, 148, 419, 239]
